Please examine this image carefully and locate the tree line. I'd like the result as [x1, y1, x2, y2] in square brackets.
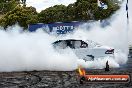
[0, 0, 120, 29]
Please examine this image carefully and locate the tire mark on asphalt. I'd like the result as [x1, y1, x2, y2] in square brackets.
[24, 71, 42, 87]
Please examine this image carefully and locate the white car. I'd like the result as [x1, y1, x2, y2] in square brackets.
[53, 39, 114, 61]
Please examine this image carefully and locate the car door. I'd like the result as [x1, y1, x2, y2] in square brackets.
[73, 40, 95, 61]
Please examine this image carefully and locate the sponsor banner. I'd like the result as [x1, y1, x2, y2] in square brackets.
[28, 22, 81, 34]
[81, 74, 130, 83]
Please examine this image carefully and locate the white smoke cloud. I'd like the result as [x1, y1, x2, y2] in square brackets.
[0, 25, 78, 72]
[59, 0, 129, 69]
[0, 0, 131, 72]
[128, 0, 132, 46]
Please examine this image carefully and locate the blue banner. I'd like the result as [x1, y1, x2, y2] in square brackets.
[28, 22, 82, 34]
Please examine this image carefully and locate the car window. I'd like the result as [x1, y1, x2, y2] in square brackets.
[74, 40, 88, 49]
[53, 40, 88, 49]
[74, 41, 81, 48]
[66, 40, 75, 49]
[53, 40, 67, 49]
[81, 41, 88, 48]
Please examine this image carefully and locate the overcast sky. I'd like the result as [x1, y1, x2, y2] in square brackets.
[26, 0, 76, 12]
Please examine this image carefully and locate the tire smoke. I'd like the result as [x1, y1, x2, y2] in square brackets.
[0, 0, 131, 72]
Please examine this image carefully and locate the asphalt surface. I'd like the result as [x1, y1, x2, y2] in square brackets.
[0, 58, 132, 88]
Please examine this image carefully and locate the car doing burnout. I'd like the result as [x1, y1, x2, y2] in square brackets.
[53, 39, 114, 61]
